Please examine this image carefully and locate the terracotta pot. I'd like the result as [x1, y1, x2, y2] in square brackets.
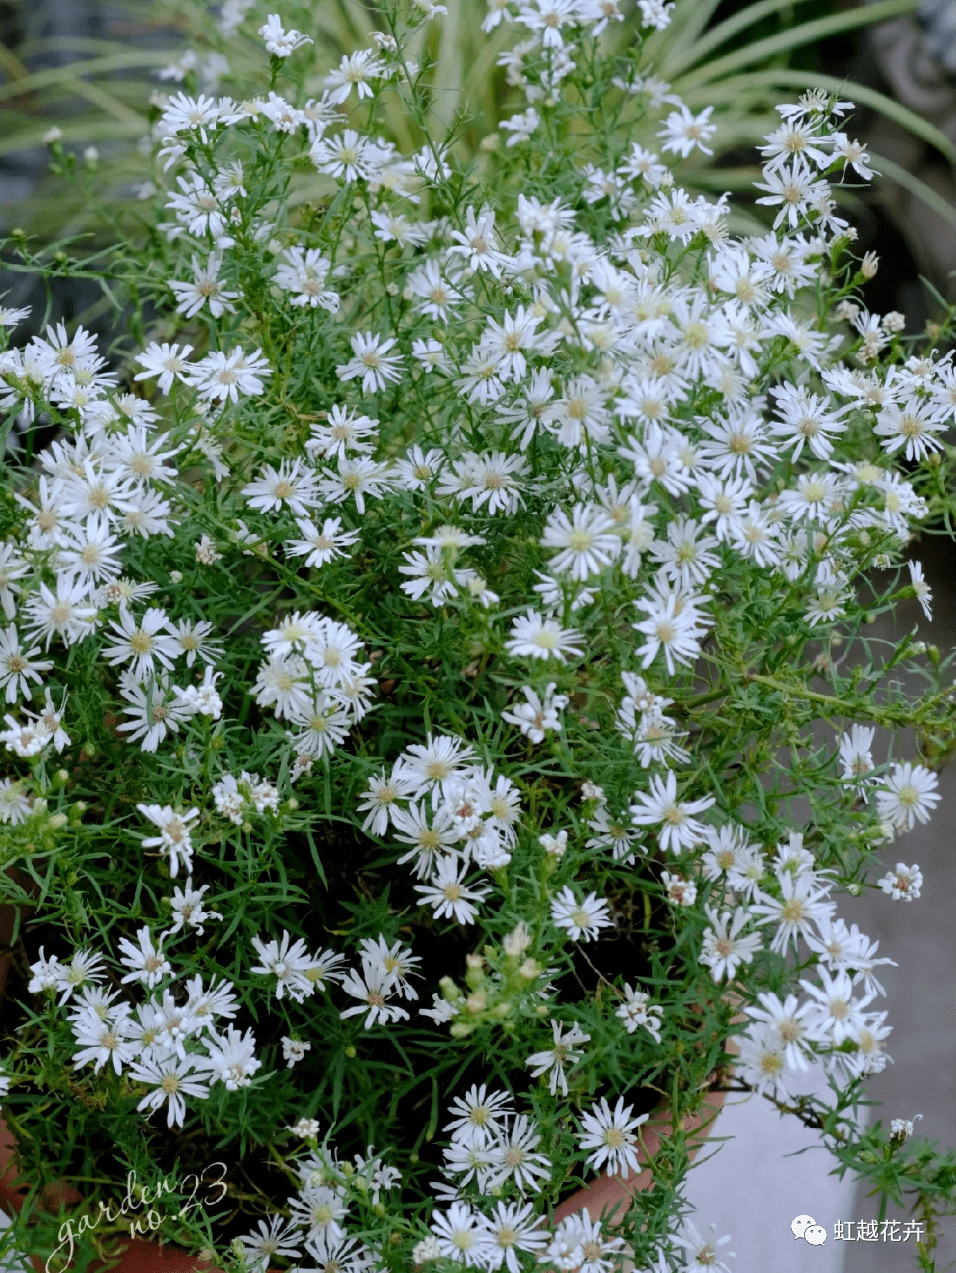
[549, 1020, 741, 1268]
[1, 861, 735, 1273]
[0, 1098, 727, 1273]
[553, 1084, 729, 1229]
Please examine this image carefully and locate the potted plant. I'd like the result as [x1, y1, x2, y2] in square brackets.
[1, 1, 955, 1271]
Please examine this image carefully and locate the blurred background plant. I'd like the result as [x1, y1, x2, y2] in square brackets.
[1, 0, 954, 307]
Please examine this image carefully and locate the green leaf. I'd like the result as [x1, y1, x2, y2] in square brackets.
[674, 0, 920, 89]
[662, 0, 824, 79]
[867, 151, 956, 227]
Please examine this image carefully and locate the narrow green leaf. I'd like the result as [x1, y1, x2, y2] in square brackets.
[663, 0, 821, 79]
[0, 50, 177, 103]
[675, 0, 919, 90]
[867, 151, 956, 227]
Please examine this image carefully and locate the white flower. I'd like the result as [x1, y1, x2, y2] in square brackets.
[638, 0, 674, 30]
[281, 1037, 312, 1067]
[632, 591, 709, 676]
[504, 611, 583, 663]
[443, 1084, 514, 1148]
[287, 694, 353, 758]
[487, 1114, 552, 1194]
[133, 341, 193, 393]
[289, 1118, 322, 1139]
[23, 578, 97, 650]
[660, 870, 697, 906]
[448, 206, 510, 277]
[550, 886, 613, 941]
[311, 130, 389, 182]
[169, 253, 238, 318]
[126, 1054, 210, 1127]
[746, 991, 825, 1071]
[501, 106, 540, 146]
[800, 969, 875, 1045]
[165, 879, 222, 935]
[751, 873, 836, 954]
[201, 1026, 261, 1090]
[71, 1006, 139, 1075]
[117, 927, 172, 989]
[357, 765, 417, 837]
[324, 50, 385, 104]
[673, 1220, 735, 1273]
[501, 683, 568, 743]
[174, 666, 223, 719]
[0, 625, 52, 704]
[118, 675, 193, 752]
[540, 504, 621, 580]
[838, 724, 876, 792]
[165, 172, 228, 237]
[336, 332, 404, 394]
[187, 347, 272, 402]
[876, 762, 940, 832]
[441, 450, 529, 515]
[275, 246, 339, 311]
[877, 861, 923, 901]
[286, 516, 359, 569]
[237, 1216, 302, 1268]
[431, 1202, 496, 1265]
[770, 382, 849, 461]
[657, 105, 716, 156]
[258, 13, 313, 55]
[414, 856, 491, 925]
[306, 406, 378, 461]
[890, 1115, 922, 1141]
[525, 1019, 590, 1096]
[908, 560, 933, 622]
[137, 803, 200, 878]
[629, 770, 715, 854]
[250, 930, 315, 1003]
[412, 1237, 442, 1265]
[317, 454, 394, 514]
[242, 459, 319, 516]
[577, 1096, 649, 1176]
[699, 907, 763, 982]
[393, 802, 460, 877]
[102, 606, 179, 679]
[874, 397, 948, 462]
[0, 712, 51, 758]
[339, 957, 411, 1028]
[516, 0, 579, 48]
[476, 1199, 548, 1273]
[615, 984, 663, 1042]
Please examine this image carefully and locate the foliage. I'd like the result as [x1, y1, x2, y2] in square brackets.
[0, 2, 955, 1271]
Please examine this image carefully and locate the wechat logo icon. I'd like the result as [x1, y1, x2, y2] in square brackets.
[792, 1215, 828, 1245]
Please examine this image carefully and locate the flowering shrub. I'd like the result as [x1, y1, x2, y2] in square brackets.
[1, 1, 956, 1270]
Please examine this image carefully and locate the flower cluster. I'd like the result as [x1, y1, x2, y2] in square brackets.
[1, 0, 954, 1268]
[28, 930, 254, 1128]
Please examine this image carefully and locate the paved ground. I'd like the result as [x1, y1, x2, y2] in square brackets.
[686, 535, 956, 1272]
[840, 537, 956, 1273]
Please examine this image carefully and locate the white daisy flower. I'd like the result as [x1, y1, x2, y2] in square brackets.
[550, 886, 613, 942]
[577, 1096, 649, 1176]
[876, 762, 940, 832]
